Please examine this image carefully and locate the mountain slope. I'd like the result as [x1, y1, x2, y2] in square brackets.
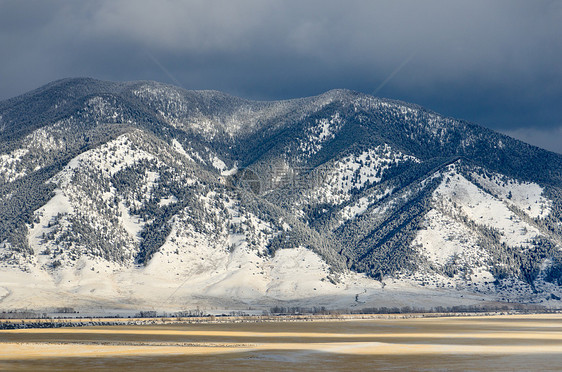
[1, 78, 561, 312]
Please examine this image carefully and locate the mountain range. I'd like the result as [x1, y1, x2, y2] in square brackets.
[1, 78, 561, 313]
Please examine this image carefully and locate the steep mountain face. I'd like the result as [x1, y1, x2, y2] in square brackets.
[1, 78, 561, 311]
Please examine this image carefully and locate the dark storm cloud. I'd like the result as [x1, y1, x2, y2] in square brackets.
[0, 0, 561, 152]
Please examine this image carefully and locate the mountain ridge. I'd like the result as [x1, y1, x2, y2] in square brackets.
[0, 78, 561, 312]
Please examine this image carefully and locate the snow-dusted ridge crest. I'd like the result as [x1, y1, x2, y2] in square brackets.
[0, 78, 562, 311]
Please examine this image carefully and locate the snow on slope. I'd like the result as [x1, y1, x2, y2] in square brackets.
[405, 164, 554, 295]
[140, 193, 334, 303]
[434, 166, 541, 247]
[145, 234, 340, 303]
[315, 145, 417, 205]
[5, 168, 442, 312]
[171, 139, 195, 163]
[470, 171, 551, 219]
[25, 126, 66, 153]
[4, 158, 556, 311]
[132, 83, 252, 137]
[210, 153, 227, 172]
[28, 190, 74, 254]
[298, 112, 344, 157]
[83, 96, 128, 124]
[1, 238, 497, 312]
[132, 84, 196, 131]
[0, 121, 74, 184]
[0, 148, 28, 183]
[412, 208, 487, 267]
[339, 187, 394, 223]
[56, 134, 155, 181]
[26, 133, 161, 270]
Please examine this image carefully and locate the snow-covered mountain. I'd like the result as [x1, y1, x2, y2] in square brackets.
[1, 78, 561, 312]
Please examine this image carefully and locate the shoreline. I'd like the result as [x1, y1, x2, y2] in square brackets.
[2, 310, 562, 329]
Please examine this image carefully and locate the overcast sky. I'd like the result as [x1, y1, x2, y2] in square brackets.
[1, 0, 561, 152]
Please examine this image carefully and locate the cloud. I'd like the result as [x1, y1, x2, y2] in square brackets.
[0, 0, 560, 151]
[501, 126, 562, 154]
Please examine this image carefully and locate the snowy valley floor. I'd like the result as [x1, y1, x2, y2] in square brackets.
[4, 245, 555, 314]
[0, 263, 512, 316]
[1, 314, 562, 371]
